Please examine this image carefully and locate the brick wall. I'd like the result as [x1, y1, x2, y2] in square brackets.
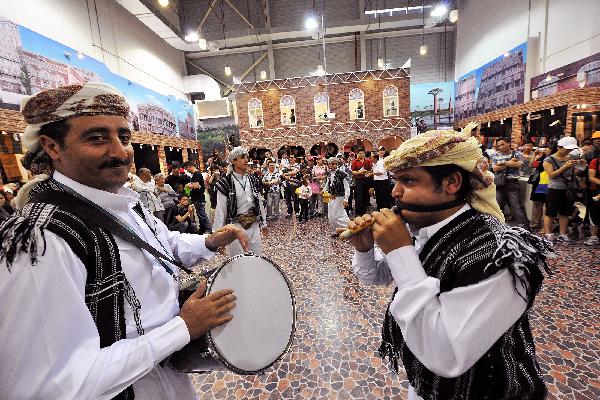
[454, 87, 600, 144]
[0, 108, 202, 175]
[234, 68, 411, 152]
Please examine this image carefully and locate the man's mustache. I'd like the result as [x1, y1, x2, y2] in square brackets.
[100, 158, 132, 169]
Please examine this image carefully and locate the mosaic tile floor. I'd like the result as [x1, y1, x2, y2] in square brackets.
[190, 215, 600, 399]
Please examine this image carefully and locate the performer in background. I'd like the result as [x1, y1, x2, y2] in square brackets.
[213, 146, 267, 256]
[0, 82, 248, 399]
[324, 156, 350, 237]
[343, 124, 552, 400]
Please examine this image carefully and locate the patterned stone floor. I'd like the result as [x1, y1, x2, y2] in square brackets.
[190, 215, 600, 399]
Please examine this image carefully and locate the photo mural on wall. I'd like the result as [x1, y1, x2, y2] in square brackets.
[410, 81, 455, 128]
[454, 42, 527, 121]
[0, 15, 196, 139]
[531, 51, 600, 98]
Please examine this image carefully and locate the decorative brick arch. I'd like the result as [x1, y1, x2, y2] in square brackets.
[239, 121, 410, 158]
[378, 135, 405, 152]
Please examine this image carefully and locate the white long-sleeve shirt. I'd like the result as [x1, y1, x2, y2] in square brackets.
[373, 158, 388, 181]
[352, 204, 528, 400]
[0, 171, 216, 400]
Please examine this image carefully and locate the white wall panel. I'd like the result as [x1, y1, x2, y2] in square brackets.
[456, 0, 600, 78]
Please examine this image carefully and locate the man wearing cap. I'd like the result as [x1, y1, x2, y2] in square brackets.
[0, 82, 249, 399]
[324, 156, 350, 237]
[344, 124, 552, 400]
[213, 146, 267, 256]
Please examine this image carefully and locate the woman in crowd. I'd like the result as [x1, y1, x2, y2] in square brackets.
[529, 147, 550, 231]
[543, 137, 587, 243]
[311, 156, 327, 216]
[372, 146, 392, 211]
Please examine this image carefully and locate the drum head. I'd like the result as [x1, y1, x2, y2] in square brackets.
[208, 255, 295, 374]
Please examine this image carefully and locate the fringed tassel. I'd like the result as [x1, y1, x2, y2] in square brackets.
[379, 305, 402, 374]
[379, 340, 400, 374]
[0, 215, 45, 271]
[488, 225, 554, 308]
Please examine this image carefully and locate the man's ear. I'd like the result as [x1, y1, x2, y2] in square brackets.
[38, 135, 63, 162]
[444, 171, 463, 195]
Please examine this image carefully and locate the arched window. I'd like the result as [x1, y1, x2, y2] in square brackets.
[349, 88, 365, 120]
[248, 98, 264, 128]
[280, 95, 296, 126]
[314, 92, 329, 123]
[383, 85, 399, 117]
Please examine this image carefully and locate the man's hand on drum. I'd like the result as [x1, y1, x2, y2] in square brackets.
[371, 209, 411, 254]
[205, 224, 250, 252]
[336, 214, 375, 252]
[179, 279, 236, 340]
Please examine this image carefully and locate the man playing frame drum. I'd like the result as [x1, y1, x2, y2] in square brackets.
[0, 82, 248, 399]
[342, 123, 553, 400]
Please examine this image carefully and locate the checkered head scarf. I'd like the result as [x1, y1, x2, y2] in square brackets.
[384, 122, 504, 222]
[21, 82, 130, 152]
[227, 146, 248, 163]
[15, 82, 130, 209]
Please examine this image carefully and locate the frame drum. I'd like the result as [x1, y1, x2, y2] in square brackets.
[170, 253, 296, 375]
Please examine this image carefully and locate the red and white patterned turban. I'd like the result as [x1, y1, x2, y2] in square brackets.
[383, 122, 504, 222]
[20, 82, 129, 152]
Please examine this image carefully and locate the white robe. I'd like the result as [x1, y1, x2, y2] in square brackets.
[325, 170, 350, 232]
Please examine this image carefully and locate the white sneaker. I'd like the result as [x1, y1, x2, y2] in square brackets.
[584, 236, 599, 246]
[544, 234, 554, 244]
[556, 234, 573, 244]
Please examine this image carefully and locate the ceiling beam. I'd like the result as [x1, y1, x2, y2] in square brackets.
[187, 14, 450, 51]
[263, 0, 276, 79]
[187, 25, 454, 58]
[224, 52, 268, 96]
[223, 0, 255, 29]
[185, 59, 236, 94]
[199, 0, 219, 29]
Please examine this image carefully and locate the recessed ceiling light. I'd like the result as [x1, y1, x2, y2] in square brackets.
[184, 32, 199, 42]
[431, 5, 447, 17]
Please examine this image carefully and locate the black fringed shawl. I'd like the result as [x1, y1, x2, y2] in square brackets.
[214, 172, 265, 227]
[327, 169, 348, 197]
[379, 208, 552, 400]
[0, 179, 143, 400]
